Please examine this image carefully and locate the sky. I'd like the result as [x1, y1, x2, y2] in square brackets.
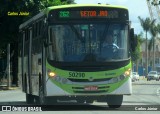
[74, 0, 150, 36]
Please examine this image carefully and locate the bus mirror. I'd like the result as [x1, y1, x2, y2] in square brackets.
[130, 28, 134, 38]
[134, 34, 138, 48]
[130, 28, 137, 52]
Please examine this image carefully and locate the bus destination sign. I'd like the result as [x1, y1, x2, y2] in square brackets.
[58, 10, 119, 19]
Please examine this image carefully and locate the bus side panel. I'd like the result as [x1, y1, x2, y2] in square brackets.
[18, 33, 23, 92]
[18, 56, 23, 90]
[30, 53, 42, 96]
[23, 28, 30, 94]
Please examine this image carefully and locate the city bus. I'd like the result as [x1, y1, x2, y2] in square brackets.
[18, 4, 137, 108]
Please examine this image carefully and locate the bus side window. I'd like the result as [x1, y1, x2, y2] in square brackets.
[35, 22, 38, 37]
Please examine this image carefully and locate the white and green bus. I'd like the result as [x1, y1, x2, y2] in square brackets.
[18, 4, 137, 108]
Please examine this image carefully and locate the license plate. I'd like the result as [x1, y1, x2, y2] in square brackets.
[84, 86, 98, 91]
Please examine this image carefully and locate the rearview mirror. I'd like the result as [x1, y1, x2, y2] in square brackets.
[130, 28, 137, 52]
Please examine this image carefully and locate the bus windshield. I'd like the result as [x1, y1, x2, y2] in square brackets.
[48, 23, 129, 62]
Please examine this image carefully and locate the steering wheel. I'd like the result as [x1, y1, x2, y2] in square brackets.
[105, 44, 119, 52]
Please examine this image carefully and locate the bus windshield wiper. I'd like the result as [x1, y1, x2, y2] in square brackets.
[69, 25, 85, 43]
[101, 23, 109, 42]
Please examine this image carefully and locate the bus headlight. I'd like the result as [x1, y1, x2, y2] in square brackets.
[112, 77, 118, 83]
[61, 78, 68, 84]
[119, 74, 125, 80]
[55, 76, 69, 84]
[55, 76, 61, 82]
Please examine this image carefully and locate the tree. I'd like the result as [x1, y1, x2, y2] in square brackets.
[0, 0, 27, 86]
[0, 0, 74, 86]
[138, 16, 152, 77]
[0, 0, 74, 54]
[131, 33, 144, 72]
[149, 22, 158, 70]
[42, 0, 75, 7]
[61, 0, 75, 4]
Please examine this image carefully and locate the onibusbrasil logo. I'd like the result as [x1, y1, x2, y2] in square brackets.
[1, 106, 42, 112]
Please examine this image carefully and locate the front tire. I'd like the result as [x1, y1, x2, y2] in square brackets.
[26, 94, 35, 104]
[107, 95, 123, 108]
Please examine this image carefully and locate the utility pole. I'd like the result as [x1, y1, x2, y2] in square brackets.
[7, 43, 11, 89]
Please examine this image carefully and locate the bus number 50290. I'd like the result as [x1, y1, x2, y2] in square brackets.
[69, 72, 85, 78]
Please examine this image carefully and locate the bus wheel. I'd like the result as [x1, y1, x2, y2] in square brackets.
[107, 95, 123, 109]
[26, 94, 35, 104]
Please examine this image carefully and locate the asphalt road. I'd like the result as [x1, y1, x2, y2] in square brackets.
[0, 79, 160, 114]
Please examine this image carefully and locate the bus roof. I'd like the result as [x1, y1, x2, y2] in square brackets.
[19, 11, 45, 30]
[19, 4, 128, 30]
[46, 4, 128, 11]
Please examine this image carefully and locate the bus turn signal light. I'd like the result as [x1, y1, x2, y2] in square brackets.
[124, 69, 131, 76]
[48, 72, 56, 77]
